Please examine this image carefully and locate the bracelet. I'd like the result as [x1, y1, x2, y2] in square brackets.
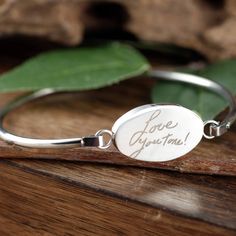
[0, 70, 236, 162]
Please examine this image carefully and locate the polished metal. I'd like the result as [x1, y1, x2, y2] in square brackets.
[112, 104, 204, 162]
[0, 70, 235, 150]
[0, 89, 105, 148]
[203, 120, 220, 139]
[149, 70, 236, 138]
[95, 129, 113, 149]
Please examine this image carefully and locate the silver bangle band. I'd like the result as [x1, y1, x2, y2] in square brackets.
[0, 89, 106, 149]
[149, 70, 236, 137]
[0, 70, 235, 162]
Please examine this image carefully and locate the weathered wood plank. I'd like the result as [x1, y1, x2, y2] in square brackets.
[0, 38, 236, 235]
[0, 78, 235, 175]
[0, 159, 235, 235]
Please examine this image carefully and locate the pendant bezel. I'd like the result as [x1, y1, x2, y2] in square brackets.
[112, 104, 204, 162]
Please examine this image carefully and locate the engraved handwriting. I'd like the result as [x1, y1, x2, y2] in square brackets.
[129, 110, 178, 146]
[129, 110, 190, 158]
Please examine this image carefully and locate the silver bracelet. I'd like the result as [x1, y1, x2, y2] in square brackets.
[0, 70, 236, 162]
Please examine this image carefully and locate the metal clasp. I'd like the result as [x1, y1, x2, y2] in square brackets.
[203, 120, 230, 139]
[210, 121, 231, 137]
[81, 130, 113, 148]
[203, 120, 219, 139]
[81, 135, 105, 147]
[95, 129, 113, 149]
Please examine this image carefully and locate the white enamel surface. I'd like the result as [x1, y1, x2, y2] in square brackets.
[112, 104, 204, 162]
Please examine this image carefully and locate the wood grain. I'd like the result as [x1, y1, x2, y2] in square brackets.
[0, 159, 235, 235]
[0, 78, 236, 176]
[0, 38, 236, 235]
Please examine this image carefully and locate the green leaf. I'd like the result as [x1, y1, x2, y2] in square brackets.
[151, 60, 236, 121]
[0, 42, 150, 93]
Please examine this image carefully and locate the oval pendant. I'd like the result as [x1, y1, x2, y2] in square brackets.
[112, 104, 204, 162]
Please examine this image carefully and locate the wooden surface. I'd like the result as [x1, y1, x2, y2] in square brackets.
[0, 38, 236, 235]
[0, 78, 236, 176]
[0, 159, 236, 235]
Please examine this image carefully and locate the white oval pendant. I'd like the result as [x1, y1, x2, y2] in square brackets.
[112, 104, 204, 162]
